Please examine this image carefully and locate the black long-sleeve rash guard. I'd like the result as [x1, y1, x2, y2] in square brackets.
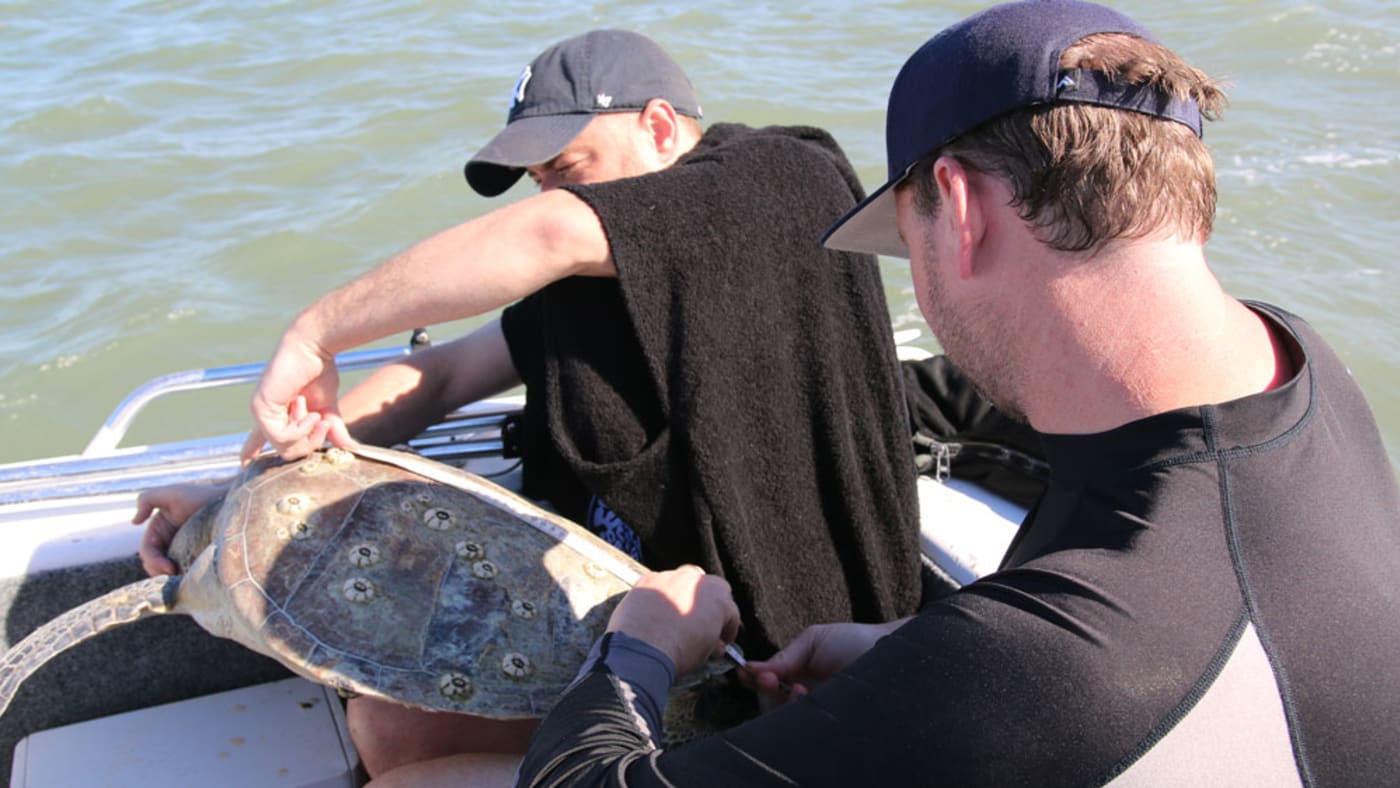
[516, 304, 1400, 787]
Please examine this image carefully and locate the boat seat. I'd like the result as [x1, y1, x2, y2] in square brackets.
[9, 677, 359, 788]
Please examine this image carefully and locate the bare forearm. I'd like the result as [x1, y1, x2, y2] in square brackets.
[337, 361, 445, 447]
[289, 189, 611, 357]
[339, 322, 520, 447]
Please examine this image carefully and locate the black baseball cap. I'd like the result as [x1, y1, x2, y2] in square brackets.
[464, 29, 702, 197]
[822, 0, 1203, 258]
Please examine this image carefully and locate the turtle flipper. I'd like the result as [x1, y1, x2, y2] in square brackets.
[0, 575, 179, 719]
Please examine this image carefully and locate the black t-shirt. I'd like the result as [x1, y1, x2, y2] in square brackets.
[518, 303, 1400, 786]
[501, 123, 922, 656]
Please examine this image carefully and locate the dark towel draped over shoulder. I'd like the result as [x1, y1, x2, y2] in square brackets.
[501, 123, 920, 656]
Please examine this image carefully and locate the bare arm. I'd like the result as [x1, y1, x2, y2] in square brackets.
[337, 319, 520, 447]
[290, 189, 612, 357]
[244, 189, 610, 460]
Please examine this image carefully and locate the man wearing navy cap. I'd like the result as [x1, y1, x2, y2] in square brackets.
[516, 3, 1400, 785]
[208, 27, 922, 785]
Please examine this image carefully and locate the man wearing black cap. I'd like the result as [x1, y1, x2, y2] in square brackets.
[225, 28, 921, 783]
[515, 3, 1400, 785]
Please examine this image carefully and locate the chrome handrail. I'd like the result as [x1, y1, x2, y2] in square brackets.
[0, 332, 528, 506]
[3, 412, 509, 485]
[81, 346, 413, 456]
[0, 410, 514, 506]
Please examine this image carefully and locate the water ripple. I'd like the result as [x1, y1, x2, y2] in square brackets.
[1, 0, 1397, 464]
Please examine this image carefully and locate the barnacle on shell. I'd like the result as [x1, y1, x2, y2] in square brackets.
[279, 520, 314, 541]
[511, 599, 538, 620]
[349, 544, 381, 568]
[276, 494, 311, 516]
[472, 560, 499, 580]
[455, 541, 485, 561]
[439, 672, 474, 700]
[422, 508, 456, 531]
[324, 447, 353, 466]
[342, 577, 377, 603]
[501, 652, 532, 679]
[583, 562, 608, 579]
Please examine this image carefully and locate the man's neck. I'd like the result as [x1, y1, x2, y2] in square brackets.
[1016, 239, 1285, 435]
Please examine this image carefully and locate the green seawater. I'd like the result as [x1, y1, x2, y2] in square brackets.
[1, 1, 1397, 469]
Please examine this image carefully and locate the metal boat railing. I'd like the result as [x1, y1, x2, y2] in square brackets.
[80, 346, 413, 456]
[0, 344, 518, 507]
[1, 328, 932, 508]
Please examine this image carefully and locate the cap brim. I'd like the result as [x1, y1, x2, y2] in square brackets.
[464, 113, 595, 197]
[820, 179, 908, 259]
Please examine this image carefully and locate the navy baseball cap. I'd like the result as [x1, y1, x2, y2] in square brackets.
[823, 0, 1203, 258]
[464, 29, 702, 197]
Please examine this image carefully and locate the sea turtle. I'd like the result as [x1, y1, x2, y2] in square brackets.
[0, 444, 668, 722]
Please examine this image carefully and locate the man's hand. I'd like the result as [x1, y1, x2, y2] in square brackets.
[242, 330, 346, 463]
[606, 566, 741, 677]
[743, 618, 909, 706]
[131, 483, 228, 576]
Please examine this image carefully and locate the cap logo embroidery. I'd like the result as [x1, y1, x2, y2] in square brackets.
[1056, 73, 1078, 93]
[595, 93, 613, 108]
[510, 65, 533, 110]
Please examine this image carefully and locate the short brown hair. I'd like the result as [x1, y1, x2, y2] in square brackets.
[909, 33, 1228, 253]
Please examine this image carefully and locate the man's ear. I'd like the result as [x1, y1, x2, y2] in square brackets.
[932, 156, 985, 281]
[638, 98, 682, 160]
